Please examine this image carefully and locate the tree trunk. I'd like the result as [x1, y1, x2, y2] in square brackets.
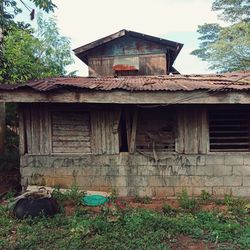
[0, 103, 5, 154]
[0, 2, 6, 154]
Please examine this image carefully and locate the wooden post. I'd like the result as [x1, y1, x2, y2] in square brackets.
[125, 109, 131, 150]
[129, 109, 138, 153]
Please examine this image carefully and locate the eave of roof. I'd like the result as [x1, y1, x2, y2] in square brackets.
[1, 71, 249, 93]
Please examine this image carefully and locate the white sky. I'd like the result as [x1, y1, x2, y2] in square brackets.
[21, 0, 224, 75]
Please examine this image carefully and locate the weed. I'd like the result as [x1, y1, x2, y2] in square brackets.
[223, 194, 234, 206]
[199, 190, 212, 203]
[162, 203, 177, 216]
[52, 183, 85, 206]
[134, 195, 152, 204]
[109, 188, 118, 203]
[177, 189, 198, 212]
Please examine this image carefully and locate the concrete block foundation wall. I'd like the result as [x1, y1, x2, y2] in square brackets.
[21, 153, 250, 197]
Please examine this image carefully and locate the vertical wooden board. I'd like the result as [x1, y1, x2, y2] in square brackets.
[184, 109, 198, 154]
[96, 110, 102, 154]
[39, 106, 44, 154]
[129, 109, 138, 153]
[176, 111, 184, 153]
[18, 106, 25, 155]
[125, 109, 131, 150]
[113, 110, 121, 154]
[43, 108, 51, 154]
[25, 106, 32, 154]
[88, 57, 114, 76]
[101, 111, 106, 153]
[90, 111, 97, 154]
[105, 111, 111, 154]
[198, 108, 209, 154]
[31, 106, 40, 154]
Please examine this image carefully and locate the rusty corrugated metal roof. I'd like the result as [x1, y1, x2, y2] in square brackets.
[1, 71, 250, 92]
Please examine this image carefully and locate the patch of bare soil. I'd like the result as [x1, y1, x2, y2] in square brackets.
[167, 235, 215, 250]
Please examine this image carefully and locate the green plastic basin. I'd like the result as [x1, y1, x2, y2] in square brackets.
[82, 195, 109, 207]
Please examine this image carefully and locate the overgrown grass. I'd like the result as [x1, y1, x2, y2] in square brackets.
[0, 195, 249, 249]
[0, 187, 249, 249]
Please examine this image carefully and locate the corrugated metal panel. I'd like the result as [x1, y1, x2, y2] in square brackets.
[0, 71, 249, 92]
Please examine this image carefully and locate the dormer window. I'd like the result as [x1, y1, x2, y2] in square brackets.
[113, 56, 139, 76]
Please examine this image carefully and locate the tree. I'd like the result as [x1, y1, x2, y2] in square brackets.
[1, 15, 74, 83]
[191, 0, 250, 73]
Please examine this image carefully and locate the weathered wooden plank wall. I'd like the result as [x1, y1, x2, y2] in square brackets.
[91, 109, 121, 154]
[88, 54, 166, 76]
[51, 112, 91, 154]
[177, 108, 208, 154]
[22, 104, 51, 155]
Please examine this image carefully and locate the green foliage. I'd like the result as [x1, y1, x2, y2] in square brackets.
[0, 199, 250, 249]
[1, 14, 74, 83]
[191, 0, 250, 72]
[134, 195, 152, 204]
[199, 190, 212, 202]
[212, 0, 250, 23]
[177, 189, 198, 212]
[162, 203, 177, 216]
[52, 184, 85, 206]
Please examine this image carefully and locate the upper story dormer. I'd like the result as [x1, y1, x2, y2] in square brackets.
[73, 30, 183, 77]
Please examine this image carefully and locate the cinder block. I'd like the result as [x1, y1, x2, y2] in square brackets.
[213, 165, 233, 176]
[174, 187, 193, 196]
[206, 155, 224, 165]
[212, 187, 232, 196]
[225, 155, 244, 166]
[232, 187, 250, 197]
[127, 176, 148, 187]
[138, 187, 154, 197]
[53, 177, 74, 188]
[178, 176, 204, 187]
[204, 177, 224, 187]
[193, 166, 213, 176]
[126, 165, 138, 175]
[243, 155, 250, 165]
[117, 153, 129, 165]
[233, 165, 250, 176]
[21, 167, 33, 177]
[223, 176, 242, 186]
[193, 187, 212, 196]
[243, 177, 250, 186]
[137, 165, 149, 176]
[117, 187, 128, 197]
[154, 187, 175, 197]
[148, 176, 165, 187]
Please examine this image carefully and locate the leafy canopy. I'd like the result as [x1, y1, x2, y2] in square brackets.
[191, 0, 250, 72]
[1, 1, 74, 83]
[1, 15, 74, 83]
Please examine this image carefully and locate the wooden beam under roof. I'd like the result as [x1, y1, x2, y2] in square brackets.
[1, 89, 250, 104]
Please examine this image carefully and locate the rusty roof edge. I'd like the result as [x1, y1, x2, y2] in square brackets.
[73, 29, 183, 56]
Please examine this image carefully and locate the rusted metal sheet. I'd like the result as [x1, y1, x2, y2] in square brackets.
[0, 71, 249, 92]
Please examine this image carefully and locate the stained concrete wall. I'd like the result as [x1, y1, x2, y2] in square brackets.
[21, 153, 250, 197]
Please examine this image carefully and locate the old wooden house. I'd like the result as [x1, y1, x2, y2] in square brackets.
[0, 30, 250, 197]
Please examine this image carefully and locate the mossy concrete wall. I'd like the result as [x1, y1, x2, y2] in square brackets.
[20, 153, 250, 197]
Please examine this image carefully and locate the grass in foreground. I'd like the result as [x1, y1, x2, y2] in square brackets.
[0, 189, 249, 250]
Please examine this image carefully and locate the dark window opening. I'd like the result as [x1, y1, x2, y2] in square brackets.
[136, 109, 175, 152]
[209, 109, 250, 152]
[119, 113, 129, 152]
